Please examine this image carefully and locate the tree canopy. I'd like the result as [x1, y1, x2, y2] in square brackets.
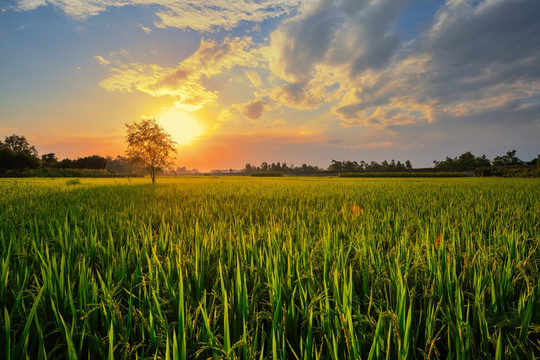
[1, 134, 38, 156]
[0, 134, 41, 173]
[492, 150, 523, 166]
[433, 151, 491, 171]
[125, 117, 177, 184]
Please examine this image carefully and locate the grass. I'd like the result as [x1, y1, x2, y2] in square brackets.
[0, 177, 539, 359]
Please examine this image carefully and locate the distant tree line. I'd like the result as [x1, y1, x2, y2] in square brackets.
[328, 159, 413, 171]
[434, 150, 539, 171]
[244, 162, 322, 174]
[246, 150, 539, 175]
[1, 133, 539, 176]
[0, 134, 140, 175]
[43, 154, 108, 170]
[244, 159, 413, 173]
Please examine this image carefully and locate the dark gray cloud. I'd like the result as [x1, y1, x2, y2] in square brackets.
[268, 0, 540, 131]
[270, 0, 339, 81]
[274, 81, 323, 109]
[345, 0, 407, 75]
[271, 0, 409, 81]
[329, 0, 540, 128]
[243, 99, 267, 120]
[420, 0, 540, 103]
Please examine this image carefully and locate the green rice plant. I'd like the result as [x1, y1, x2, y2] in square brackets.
[0, 177, 538, 358]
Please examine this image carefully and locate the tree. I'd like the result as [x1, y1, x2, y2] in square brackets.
[41, 153, 58, 167]
[526, 155, 540, 167]
[434, 151, 491, 171]
[2, 134, 38, 156]
[244, 163, 255, 174]
[125, 117, 177, 184]
[76, 155, 108, 169]
[57, 158, 76, 169]
[0, 134, 41, 173]
[107, 156, 130, 173]
[328, 160, 343, 171]
[493, 150, 523, 166]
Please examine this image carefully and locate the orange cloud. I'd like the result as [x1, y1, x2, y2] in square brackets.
[353, 141, 395, 149]
[337, 98, 435, 127]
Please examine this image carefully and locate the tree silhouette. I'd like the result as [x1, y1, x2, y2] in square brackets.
[493, 150, 523, 166]
[125, 117, 177, 184]
[41, 153, 58, 167]
[0, 134, 40, 173]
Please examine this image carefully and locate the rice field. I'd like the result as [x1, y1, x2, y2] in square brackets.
[0, 177, 539, 359]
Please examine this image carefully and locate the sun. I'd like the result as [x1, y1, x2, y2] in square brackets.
[158, 109, 204, 146]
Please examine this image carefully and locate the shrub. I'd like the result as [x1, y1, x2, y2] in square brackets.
[474, 166, 540, 177]
[65, 178, 81, 185]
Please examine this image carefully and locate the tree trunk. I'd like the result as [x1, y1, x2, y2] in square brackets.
[151, 167, 156, 184]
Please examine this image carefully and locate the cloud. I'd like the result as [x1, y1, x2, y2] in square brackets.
[268, 0, 339, 83]
[242, 99, 267, 120]
[138, 23, 152, 34]
[94, 55, 110, 65]
[99, 37, 265, 111]
[263, 0, 413, 119]
[15, 0, 300, 32]
[244, 70, 262, 88]
[267, 81, 323, 110]
[255, 62, 346, 111]
[27, 0, 539, 136]
[353, 141, 395, 149]
[419, 0, 540, 104]
[15, 0, 106, 18]
[153, 0, 300, 32]
[217, 100, 268, 124]
[261, 0, 540, 129]
[336, 97, 435, 128]
[14, 0, 46, 11]
[268, 0, 407, 82]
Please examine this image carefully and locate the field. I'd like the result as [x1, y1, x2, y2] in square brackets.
[0, 177, 539, 359]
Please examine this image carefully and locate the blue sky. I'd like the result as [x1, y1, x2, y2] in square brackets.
[1, 0, 539, 170]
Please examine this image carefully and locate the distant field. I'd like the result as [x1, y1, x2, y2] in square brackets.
[0, 177, 539, 359]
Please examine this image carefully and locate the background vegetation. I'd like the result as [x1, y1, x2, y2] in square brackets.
[1, 134, 539, 178]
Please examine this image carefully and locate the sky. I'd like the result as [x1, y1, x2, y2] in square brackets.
[1, 0, 539, 171]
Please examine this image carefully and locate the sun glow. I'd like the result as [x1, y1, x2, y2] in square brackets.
[158, 109, 204, 146]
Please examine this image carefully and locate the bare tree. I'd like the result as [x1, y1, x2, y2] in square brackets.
[125, 117, 177, 184]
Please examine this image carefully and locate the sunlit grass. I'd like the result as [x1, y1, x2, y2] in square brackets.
[0, 177, 539, 359]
